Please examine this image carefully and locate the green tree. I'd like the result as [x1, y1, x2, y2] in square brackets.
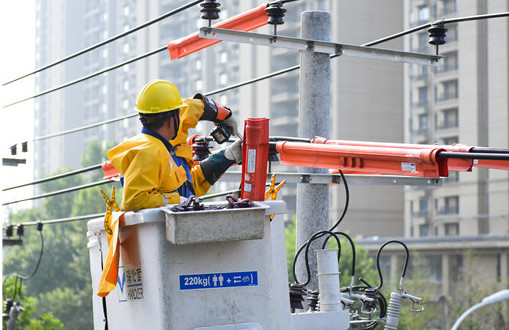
[3, 140, 116, 329]
[2, 277, 63, 329]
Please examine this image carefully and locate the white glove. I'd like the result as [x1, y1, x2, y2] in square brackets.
[224, 139, 243, 163]
[221, 113, 238, 136]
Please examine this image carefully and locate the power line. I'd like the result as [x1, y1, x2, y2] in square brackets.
[33, 114, 137, 142]
[2, 45, 168, 108]
[4, 11, 509, 159]
[1, 0, 204, 86]
[6, 213, 106, 227]
[363, 11, 509, 47]
[2, 179, 119, 206]
[8, 11, 507, 145]
[2, 163, 103, 191]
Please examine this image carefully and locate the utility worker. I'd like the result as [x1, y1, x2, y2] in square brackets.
[107, 79, 242, 211]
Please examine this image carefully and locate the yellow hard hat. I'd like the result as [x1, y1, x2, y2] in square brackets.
[135, 80, 186, 114]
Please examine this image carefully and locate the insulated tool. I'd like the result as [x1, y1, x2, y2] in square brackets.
[210, 123, 232, 144]
[265, 174, 286, 220]
[100, 187, 120, 235]
[97, 187, 126, 297]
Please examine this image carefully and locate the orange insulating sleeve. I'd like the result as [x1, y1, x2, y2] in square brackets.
[102, 161, 120, 179]
[241, 118, 269, 201]
[312, 137, 474, 172]
[474, 159, 509, 171]
[276, 141, 449, 178]
[168, 4, 268, 60]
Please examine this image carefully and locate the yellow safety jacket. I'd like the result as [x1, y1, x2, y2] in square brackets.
[107, 99, 211, 211]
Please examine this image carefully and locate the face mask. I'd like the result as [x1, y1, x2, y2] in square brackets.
[170, 110, 180, 140]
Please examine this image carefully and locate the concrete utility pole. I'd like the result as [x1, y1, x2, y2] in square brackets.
[295, 11, 331, 292]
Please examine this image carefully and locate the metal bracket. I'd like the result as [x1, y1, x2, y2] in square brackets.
[199, 27, 443, 66]
[219, 171, 443, 186]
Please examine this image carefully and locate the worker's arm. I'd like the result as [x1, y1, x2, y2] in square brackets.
[198, 140, 242, 185]
[193, 93, 238, 135]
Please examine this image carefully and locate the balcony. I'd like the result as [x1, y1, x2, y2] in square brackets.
[436, 92, 458, 103]
[436, 206, 459, 216]
[436, 120, 458, 130]
[413, 209, 430, 219]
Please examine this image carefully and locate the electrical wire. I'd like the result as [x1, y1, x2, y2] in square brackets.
[322, 231, 356, 277]
[33, 114, 137, 142]
[3, 163, 103, 191]
[2, 0, 204, 86]
[3, 11, 508, 142]
[2, 46, 168, 108]
[7, 11, 508, 149]
[2, 179, 119, 206]
[375, 240, 409, 290]
[4, 213, 105, 228]
[291, 170, 350, 286]
[3, 223, 44, 304]
[292, 230, 342, 286]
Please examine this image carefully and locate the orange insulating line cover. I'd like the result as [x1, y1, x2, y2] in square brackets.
[168, 4, 268, 60]
[311, 137, 474, 172]
[276, 141, 449, 178]
[241, 118, 269, 201]
[474, 159, 509, 171]
[102, 161, 120, 179]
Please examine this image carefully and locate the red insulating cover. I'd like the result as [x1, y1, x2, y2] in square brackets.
[241, 118, 269, 201]
[168, 4, 268, 60]
[312, 137, 474, 172]
[276, 141, 449, 178]
[102, 161, 120, 179]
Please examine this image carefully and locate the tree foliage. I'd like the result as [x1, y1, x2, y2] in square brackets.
[3, 141, 119, 329]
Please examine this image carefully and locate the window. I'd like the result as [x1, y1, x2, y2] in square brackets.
[419, 198, 429, 217]
[447, 24, 458, 42]
[445, 223, 459, 236]
[219, 51, 228, 64]
[219, 73, 227, 86]
[195, 59, 202, 71]
[442, 0, 457, 15]
[438, 108, 458, 129]
[418, 6, 429, 23]
[437, 196, 459, 215]
[417, 86, 428, 106]
[417, 32, 428, 51]
[419, 224, 429, 237]
[436, 80, 458, 101]
[425, 255, 442, 281]
[220, 95, 228, 105]
[438, 51, 458, 72]
[451, 255, 463, 281]
[418, 114, 428, 133]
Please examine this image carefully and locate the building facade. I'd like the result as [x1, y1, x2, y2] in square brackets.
[359, 0, 509, 327]
[33, 0, 406, 234]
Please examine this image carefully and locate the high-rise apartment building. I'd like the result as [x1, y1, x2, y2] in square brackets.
[33, 0, 406, 235]
[360, 1, 509, 327]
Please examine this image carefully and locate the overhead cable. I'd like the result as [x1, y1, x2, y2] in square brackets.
[2, 46, 168, 108]
[5, 213, 105, 227]
[33, 113, 137, 142]
[2, 179, 119, 206]
[2, 0, 204, 86]
[5, 12, 509, 143]
[363, 11, 509, 48]
[3, 163, 103, 191]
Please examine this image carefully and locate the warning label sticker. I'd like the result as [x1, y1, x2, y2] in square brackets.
[180, 271, 258, 290]
[118, 266, 144, 302]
